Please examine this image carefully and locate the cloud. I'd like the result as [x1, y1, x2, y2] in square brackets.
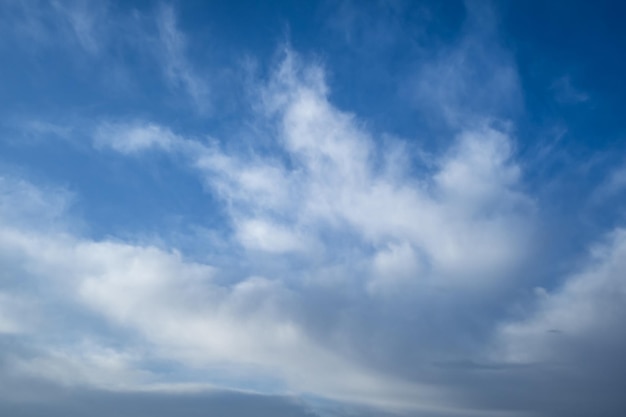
[496, 228, 626, 364]
[0, 1, 211, 112]
[88, 49, 539, 414]
[410, 1, 522, 129]
[97, 50, 534, 290]
[0, 174, 435, 412]
[0, 293, 34, 334]
[551, 75, 590, 104]
[0, 176, 74, 232]
[235, 219, 310, 253]
[0, 0, 107, 55]
[94, 122, 178, 154]
[10, 342, 149, 390]
[0, 379, 323, 417]
[472, 228, 626, 416]
[50, 0, 105, 55]
[3, 3, 625, 415]
[155, 5, 210, 112]
[592, 160, 626, 203]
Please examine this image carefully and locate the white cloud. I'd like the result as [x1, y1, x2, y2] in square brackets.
[94, 122, 178, 154]
[0, 176, 433, 410]
[0, 175, 73, 232]
[95, 51, 534, 288]
[194, 150, 293, 211]
[235, 219, 309, 253]
[0, 44, 541, 411]
[2, 33, 624, 417]
[80, 51, 543, 413]
[241, 53, 532, 291]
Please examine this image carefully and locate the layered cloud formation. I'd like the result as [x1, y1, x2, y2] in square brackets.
[1, 1, 626, 416]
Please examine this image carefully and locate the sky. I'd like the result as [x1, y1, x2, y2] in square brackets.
[1, 1, 626, 416]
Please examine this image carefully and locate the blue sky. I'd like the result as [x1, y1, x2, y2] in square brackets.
[1, 1, 626, 416]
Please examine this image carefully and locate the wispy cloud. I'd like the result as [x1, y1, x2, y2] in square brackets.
[0, 0, 107, 54]
[0, 1, 212, 113]
[410, 2, 522, 129]
[51, 0, 105, 55]
[155, 5, 211, 112]
[551, 75, 590, 104]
